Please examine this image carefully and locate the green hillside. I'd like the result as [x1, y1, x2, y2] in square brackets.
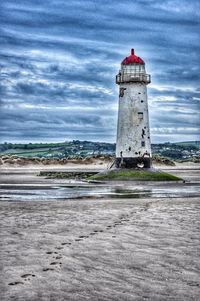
[0, 140, 199, 162]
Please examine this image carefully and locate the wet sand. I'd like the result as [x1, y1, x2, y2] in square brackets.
[0, 164, 200, 300]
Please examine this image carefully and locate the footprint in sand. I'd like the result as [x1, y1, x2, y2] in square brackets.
[43, 268, 54, 272]
[61, 242, 71, 245]
[187, 281, 200, 287]
[50, 262, 62, 266]
[79, 235, 89, 238]
[106, 226, 112, 229]
[8, 281, 23, 286]
[52, 254, 60, 259]
[21, 274, 35, 279]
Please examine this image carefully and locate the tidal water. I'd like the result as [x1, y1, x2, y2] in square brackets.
[0, 183, 199, 201]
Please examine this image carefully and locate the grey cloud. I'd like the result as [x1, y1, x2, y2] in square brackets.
[0, 0, 199, 142]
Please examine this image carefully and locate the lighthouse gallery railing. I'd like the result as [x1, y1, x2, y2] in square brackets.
[116, 73, 151, 84]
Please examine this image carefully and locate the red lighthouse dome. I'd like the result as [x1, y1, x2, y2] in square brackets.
[122, 49, 145, 65]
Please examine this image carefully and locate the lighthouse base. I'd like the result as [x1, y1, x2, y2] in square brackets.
[115, 157, 151, 169]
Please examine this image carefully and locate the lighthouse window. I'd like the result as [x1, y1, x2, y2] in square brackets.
[138, 112, 143, 119]
[141, 100, 144, 103]
[135, 65, 140, 72]
[119, 87, 126, 97]
[141, 141, 145, 147]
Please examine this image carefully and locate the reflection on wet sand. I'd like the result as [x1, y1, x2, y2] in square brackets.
[0, 183, 200, 201]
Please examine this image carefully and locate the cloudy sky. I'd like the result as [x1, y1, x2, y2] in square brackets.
[0, 0, 200, 143]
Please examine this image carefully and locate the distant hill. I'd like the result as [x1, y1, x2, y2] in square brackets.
[173, 141, 200, 147]
[0, 140, 199, 162]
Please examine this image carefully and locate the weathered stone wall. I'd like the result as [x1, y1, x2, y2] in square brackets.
[116, 82, 151, 163]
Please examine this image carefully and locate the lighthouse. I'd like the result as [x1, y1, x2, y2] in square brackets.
[115, 49, 152, 168]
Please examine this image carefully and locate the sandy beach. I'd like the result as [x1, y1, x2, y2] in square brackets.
[0, 164, 200, 300]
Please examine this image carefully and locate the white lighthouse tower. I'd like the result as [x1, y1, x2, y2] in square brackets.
[115, 48, 152, 168]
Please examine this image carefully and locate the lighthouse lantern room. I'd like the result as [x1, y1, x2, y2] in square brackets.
[115, 49, 152, 168]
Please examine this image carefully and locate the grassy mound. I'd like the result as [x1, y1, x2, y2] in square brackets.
[88, 169, 181, 181]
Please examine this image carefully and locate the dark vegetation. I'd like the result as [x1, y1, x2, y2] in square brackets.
[39, 171, 97, 179]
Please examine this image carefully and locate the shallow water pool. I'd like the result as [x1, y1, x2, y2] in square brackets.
[0, 183, 199, 201]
